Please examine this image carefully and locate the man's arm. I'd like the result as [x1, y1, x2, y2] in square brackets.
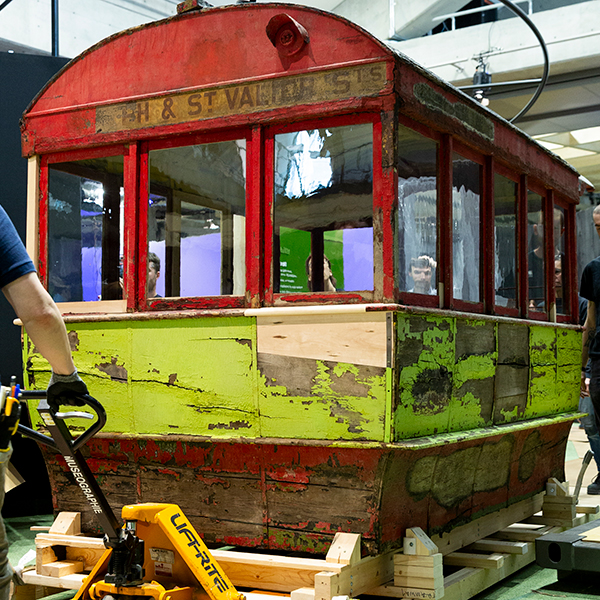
[582, 300, 597, 394]
[2, 272, 75, 376]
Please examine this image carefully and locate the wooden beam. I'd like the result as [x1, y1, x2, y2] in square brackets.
[22, 571, 86, 591]
[431, 493, 544, 555]
[444, 553, 504, 570]
[40, 560, 84, 578]
[314, 551, 395, 600]
[467, 539, 528, 555]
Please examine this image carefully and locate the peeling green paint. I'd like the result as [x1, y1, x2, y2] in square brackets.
[23, 311, 581, 445]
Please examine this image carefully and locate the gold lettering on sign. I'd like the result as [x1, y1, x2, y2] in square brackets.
[95, 62, 388, 134]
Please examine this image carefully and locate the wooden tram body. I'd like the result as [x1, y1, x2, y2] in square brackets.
[21, 2, 582, 556]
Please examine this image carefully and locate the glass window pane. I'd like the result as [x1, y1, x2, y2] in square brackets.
[494, 174, 517, 308]
[397, 126, 437, 295]
[48, 156, 124, 302]
[273, 124, 373, 294]
[148, 140, 246, 299]
[452, 153, 481, 302]
[554, 206, 566, 314]
[527, 191, 545, 309]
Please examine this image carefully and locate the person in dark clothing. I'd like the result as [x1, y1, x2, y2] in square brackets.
[580, 204, 600, 495]
[0, 204, 88, 599]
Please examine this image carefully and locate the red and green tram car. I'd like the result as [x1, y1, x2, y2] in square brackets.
[20, 1, 582, 556]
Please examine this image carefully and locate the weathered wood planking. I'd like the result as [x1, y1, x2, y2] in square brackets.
[39, 418, 571, 555]
[256, 312, 388, 367]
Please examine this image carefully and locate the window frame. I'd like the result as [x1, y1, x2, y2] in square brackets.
[264, 113, 381, 306]
[138, 128, 252, 312]
[395, 116, 441, 309]
[525, 179, 550, 322]
[447, 140, 486, 314]
[491, 162, 520, 318]
[40, 144, 128, 313]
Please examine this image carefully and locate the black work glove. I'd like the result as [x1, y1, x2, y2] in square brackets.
[47, 369, 89, 412]
[0, 395, 21, 452]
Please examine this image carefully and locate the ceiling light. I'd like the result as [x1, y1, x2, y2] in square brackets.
[537, 141, 563, 151]
[553, 147, 596, 160]
[571, 125, 600, 145]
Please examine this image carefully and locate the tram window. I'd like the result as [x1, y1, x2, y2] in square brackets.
[147, 140, 246, 298]
[554, 206, 566, 315]
[494, 174, 517, 308]
[452, 153, 481, 303]
[273, 123, 373, 294]
[397, 126, 438, 295]
[527, 191, 545, 310]
[47, 156, 124, 303]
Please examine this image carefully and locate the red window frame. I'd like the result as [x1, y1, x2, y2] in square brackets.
[263, 113, 383, 306]
[525, 179, 549, 322]
[137, 127, 252, 312]
[395, 115, 441, 310]
[554, 194, 575, 323]
[39, 144, 128, 295]
[491, 162, 520, 319]
[447, 140, 486, 314]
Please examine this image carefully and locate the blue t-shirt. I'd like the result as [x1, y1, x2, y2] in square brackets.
[0, 205, 36, 289]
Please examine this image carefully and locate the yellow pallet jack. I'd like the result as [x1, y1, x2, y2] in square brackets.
[18, 390, 245, 600]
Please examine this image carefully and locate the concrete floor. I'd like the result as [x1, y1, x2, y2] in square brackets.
[6, 423, 600, 600]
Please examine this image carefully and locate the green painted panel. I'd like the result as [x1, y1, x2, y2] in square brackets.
[393, 314, 455, 438]
[530, 326, 556, 366]
[526, 364, 561, 418]
[258, 360, 386, 440]
[26, 317, 258, 438]
[556, 327, 581, 367]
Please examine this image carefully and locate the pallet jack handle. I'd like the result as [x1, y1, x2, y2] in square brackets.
[17, 391, 138, 577]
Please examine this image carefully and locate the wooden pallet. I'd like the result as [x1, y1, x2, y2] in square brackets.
[21, 483, 600, 600]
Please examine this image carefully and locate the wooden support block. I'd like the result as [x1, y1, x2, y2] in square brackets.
[36, 545, 57, 573]
[66, 546, 106, 570]
[577, 505, 600, 514]
[525, 515, 575, 527]
[444, 552, 505, 570]
[48, 513, 81, 536]
[543, 495, 577, 505]
[21, 571, 86, 591]
[546, 478, 569, 497]
[325, 533, 361, 566]
[395, 554, 443, 568]
[404, 528, 438, 556]
[314, 551, 395, 600]
[542, 504, 576, 520]
[290, 588, 315, 600]
[40, 560, 84, 578]
[467, 539, 528, 555]
[394, 563, 444, 580]
[394, 552, 444, 590]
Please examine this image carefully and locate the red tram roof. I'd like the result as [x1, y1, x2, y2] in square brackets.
[20, 2, 580, 201]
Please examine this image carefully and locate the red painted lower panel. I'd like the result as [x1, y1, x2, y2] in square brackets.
[39, 420, 569, 555]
